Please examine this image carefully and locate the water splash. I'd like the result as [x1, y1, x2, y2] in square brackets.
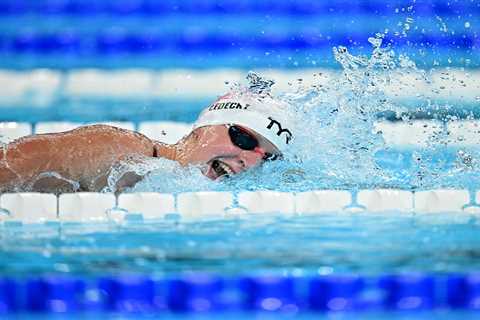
[127, 37, 480, 193]
[271, 37, 406, 190]
[245, 71, 275, 95]
[106, 156, 217, 194]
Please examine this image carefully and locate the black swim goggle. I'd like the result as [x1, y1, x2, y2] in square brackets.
[227, 125, 281, 161]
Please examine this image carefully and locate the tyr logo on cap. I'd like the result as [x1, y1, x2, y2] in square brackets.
[267, 117, 292, 144]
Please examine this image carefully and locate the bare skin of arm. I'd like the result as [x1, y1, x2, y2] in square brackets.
[0, 123, 270, 193]
[0, 125, 163, 193]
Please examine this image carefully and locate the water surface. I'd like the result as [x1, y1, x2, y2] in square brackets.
[1, 212, 479, 276]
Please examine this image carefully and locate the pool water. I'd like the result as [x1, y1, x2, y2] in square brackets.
[0, 2, 479, 317]
[1, 212, 479, 276]
[1, 35, 479, 280]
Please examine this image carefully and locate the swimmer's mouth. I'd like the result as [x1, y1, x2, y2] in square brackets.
[210, 159, 235, 179]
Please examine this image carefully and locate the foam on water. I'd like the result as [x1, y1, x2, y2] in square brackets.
[118, 36, 480, 194]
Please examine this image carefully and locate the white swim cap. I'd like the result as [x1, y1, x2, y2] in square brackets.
[194, 92, 293, 154]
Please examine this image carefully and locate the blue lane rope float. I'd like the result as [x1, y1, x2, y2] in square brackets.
[1, 273, 480, 314]
[2, 32, 476, 54]
[0, 0, 476, 16]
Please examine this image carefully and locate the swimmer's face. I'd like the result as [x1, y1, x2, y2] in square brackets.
[185, 125, 280, 180]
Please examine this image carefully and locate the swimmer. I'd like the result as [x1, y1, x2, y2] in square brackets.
[0, 92, 293, 193]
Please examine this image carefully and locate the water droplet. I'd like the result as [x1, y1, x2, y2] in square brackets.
[465, 21, 471, 28]
[246, 72, 275, 94]
[368, 37, 382, 48]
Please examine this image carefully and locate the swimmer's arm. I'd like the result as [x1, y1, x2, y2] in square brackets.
[0, 125, 157, 192]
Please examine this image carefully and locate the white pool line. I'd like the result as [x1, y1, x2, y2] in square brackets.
[0, 68, 479, 106]
[0, 189, 478, 224]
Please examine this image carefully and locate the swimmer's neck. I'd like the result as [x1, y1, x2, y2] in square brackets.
[153, 134, 197, 166]
[153, 138, 191, 166]
[153, 142, 177, 161]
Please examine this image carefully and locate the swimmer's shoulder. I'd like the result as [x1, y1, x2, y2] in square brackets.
[8, 124, 158, 157]
[92, 125, 175, 160]
[11, 124, 146, 142]
[70, 124, 151, 141]
[71, 124, 157, 151]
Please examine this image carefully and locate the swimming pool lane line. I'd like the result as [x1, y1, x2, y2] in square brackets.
[0, 189, 479, 224]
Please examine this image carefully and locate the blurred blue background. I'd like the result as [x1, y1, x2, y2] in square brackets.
[0, 0, 477, 124]
[0, 0, 477, 69]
